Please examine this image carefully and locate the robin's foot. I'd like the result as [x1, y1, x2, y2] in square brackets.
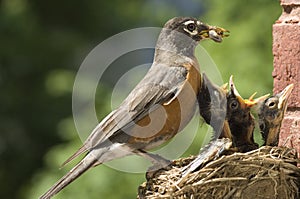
[145, 162, 173, 180]
[135, 149, 172, 180]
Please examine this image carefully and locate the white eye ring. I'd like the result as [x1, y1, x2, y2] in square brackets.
[183, 20, 195, 26]
[183, 21, 198, 35]
[183, 28, 198, 35]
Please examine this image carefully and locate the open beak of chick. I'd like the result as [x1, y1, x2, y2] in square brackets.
[229, 75, 270, 108]
[277, 84, 294, 110]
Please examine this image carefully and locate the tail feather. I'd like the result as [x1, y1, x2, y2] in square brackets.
[39, 155, 97, 199]
[60, 145, 88, 168]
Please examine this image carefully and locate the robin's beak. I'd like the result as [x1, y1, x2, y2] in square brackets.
[199, 25, 230, 43]
[220, 83, 228, 93]
[229, 76, 270, 108]
[277, 84, 294, 110]
[229, 75, 244, 105]
[244, 92, 270, 107]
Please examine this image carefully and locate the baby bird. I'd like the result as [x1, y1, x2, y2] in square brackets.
[257, 84, 294, 146]
[226, 76, 268, 152]
[197, 73, 230, 139]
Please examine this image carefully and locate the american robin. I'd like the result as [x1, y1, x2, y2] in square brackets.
[257, 84, 294, 146]
[197, 73, 231, 139]
[40, 17, 229, 199]
[226, 76, 268, 152]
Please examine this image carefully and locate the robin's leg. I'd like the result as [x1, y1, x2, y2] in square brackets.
[135, 149, 171, 167]
[135, 149, 172, 180]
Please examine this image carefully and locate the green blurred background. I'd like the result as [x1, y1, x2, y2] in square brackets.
[0, 0, 281, 198]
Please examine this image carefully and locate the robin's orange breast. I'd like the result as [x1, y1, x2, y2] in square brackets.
[127, 62, 201, 149]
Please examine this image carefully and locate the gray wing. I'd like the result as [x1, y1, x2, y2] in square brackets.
[62, 63, 188, 166]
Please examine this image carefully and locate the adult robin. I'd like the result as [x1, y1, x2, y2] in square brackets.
[39, 17, 229, 199]
[257, 84, 294, 146]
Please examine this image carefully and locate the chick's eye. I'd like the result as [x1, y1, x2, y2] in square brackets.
[269, 102, 275, 107]
[230, 100, 238, 110]
[187, 23, 196, 31]
[267, 101, 276, 109]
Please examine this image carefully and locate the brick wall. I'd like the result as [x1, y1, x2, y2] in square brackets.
[273, 0, 300, 155]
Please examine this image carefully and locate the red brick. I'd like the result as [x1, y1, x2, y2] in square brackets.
[272, 24, 300, 107]
[274, 0, 300, 156]
[280, 0, 300, 6]
[276, 6, 300, 24]
[279, 110, 300, 157]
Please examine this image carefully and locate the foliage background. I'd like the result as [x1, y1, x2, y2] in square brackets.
[0, 0, 281, 198]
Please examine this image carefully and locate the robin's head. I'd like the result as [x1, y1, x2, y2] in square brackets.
[227, 76, 251, 119]
[227, 76, 269, 117]
[163, 17, 230, 43]
[259, 84, 294, 122]
[226, 76, 268, 151]
[257, 84, 293, 146]
[155, 17, 229, 58]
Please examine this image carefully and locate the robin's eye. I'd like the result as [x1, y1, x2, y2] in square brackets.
[187, 23, 196, 32]
[230, 100, 238, 110]
[266, 100, 276, 109]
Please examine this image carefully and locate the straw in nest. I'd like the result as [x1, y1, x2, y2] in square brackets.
[137, 146, 300, 199]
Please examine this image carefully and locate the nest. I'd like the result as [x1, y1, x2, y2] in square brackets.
[137, 146, 300, 199]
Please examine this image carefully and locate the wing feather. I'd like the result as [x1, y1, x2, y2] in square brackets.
[62, 64, 188, 165]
